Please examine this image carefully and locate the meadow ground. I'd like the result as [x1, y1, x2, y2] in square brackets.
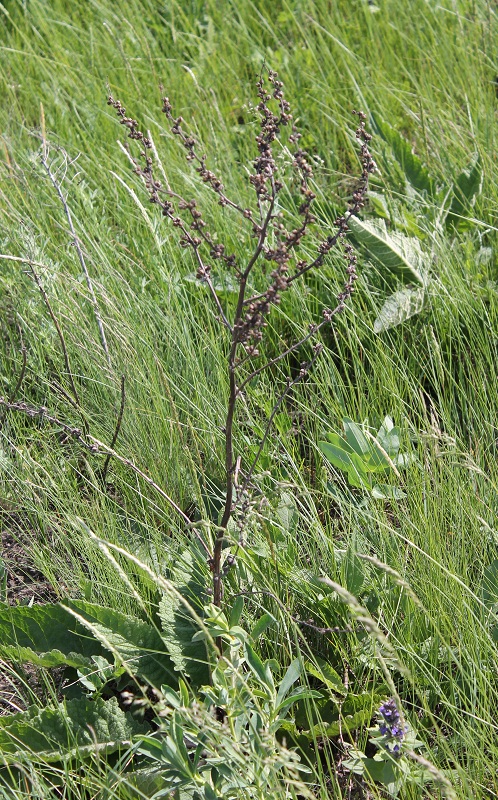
[0, 1, 497, 798]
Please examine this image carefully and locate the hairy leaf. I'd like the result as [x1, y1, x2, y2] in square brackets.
[373, 286, 425, 332]
[158, 572, 210, 688]
[0, 603, 103, 669]
[0, 697, 147, 763]
[347, 216, 426, 284]
[64, 600, 177, 688]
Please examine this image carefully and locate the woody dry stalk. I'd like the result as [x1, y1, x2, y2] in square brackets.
[109, 68, 375, 609]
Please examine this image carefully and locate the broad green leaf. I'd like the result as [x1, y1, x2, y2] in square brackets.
[343, 550, 367, 596]
[275, 688, 323, 716]
[0, 697, 147, 763]
[64, 600, 177, 689]
[343, 418, 370, 456]
[158, 589, 210, 688]
[228, 596, 244, 629]
[481, 561, 498, 611]
[373, 114, 435, 196]
[305, 659, 346, 696]
[251, 612, 276, 641]
[373, 286, 425, 333]
[276, 491, 298, 532]
[0, 603, 104, 670]
[347, 216, 426, 285]
[318, 440, 370, 488]
[375, 417, 399, 456]
[157, 551, 211, 688]
[276, 658, 302, 707]
[446, 154, 483, 229]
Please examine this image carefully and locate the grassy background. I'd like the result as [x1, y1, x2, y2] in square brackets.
[1, 0, 498, 797]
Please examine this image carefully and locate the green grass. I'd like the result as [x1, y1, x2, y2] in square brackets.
[0, 0, 497, 797]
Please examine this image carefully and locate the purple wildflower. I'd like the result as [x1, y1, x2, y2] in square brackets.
[377, 698, 408, 757]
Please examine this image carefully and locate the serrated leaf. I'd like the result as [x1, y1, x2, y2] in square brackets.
[0, 603, 104, 670]
[276, 491, 298, 532]
[373, 286, 425, 332]
[373, 114, 435, 196]
[64, 600, 177, 688]
[0, 697, 147, 763]
[446, 154, 483, 229]
[158, 586, 210, 689]
[347, 216, 426, 284]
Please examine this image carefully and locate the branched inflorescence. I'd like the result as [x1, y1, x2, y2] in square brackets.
[108, 69, 374, 607]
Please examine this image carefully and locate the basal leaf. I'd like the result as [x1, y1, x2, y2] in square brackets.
[318, 440, 369, 488]
[0, 697, 147, 763]
[347, 216, 426, 285]
[481, 560, 498, 611]
[446, 154, 483, 229]
[373, 114, 435, 196]
[63, 600, 177, 689]
[373, 286, 425, 333]
[0, 603, 103, 670]
[375, 417, 400, 456]
[158, 578, 210, 689]
[343, 418, 371, 456]
[305, 659, 346, 697]
[372, 484, 406, 500]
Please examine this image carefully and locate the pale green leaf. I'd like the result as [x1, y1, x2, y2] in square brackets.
[373, 286, 425, 333]
[347, 216, 426, 284]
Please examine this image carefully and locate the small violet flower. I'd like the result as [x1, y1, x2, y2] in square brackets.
[377, 698, 408, 757]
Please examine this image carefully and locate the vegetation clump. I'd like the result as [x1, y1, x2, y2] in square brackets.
[0, 1, 496, 798]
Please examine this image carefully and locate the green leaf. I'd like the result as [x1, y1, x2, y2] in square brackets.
[0, 603, 104, 670]
[373, 114, 435, 196]
[481, 561, 498, 611]
[372, 484, 406, 500]
[343, 418, 371, 456]
[375, 417, 399, 457]
[276, 658, 302, 707]
[251, 612, 276, 641]
[318, 440, 370, 488]
[373, 286, 425, 333]
[363, 757, 399, 788]
[347, 216, 426, 285]
[244, 642, 275, 694]
[275, 688, 323, 716]
[305, 659, 346, 697]
[0, 697, 147, 763]
[64, 600, 177, 688]
[158, 594, 210, 689]
[446, 154, 483, 229]
[228, 596, 244, 629]
[276, 491, 298, 532]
